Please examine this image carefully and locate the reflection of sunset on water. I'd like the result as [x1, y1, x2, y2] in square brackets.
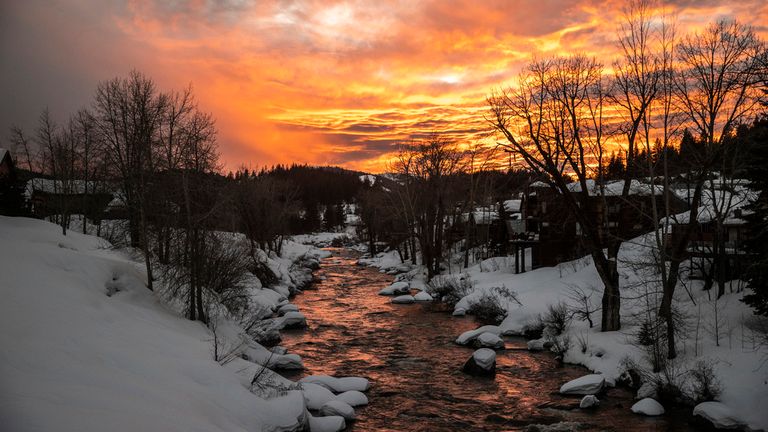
[280, 249, 695, 431]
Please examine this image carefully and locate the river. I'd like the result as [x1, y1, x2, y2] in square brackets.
[280, 248, 694, 431]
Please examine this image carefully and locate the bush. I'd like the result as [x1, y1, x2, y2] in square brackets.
[468, 294, 507, 325]
[689, 360, 722, 403]
[542, 302, 572, 336]
[426, 274, 474, 307]
[522, 317, 545, 339]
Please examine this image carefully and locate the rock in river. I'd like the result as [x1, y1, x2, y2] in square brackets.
[559, 374, 605, 395]
[463, 348, 496, 377]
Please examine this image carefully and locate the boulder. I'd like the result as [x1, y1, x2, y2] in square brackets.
[319, 400, 356, 420]
[463, 348, 496, 377]
[378, 282, 410, 296]
[302, 382, 337, 410]
[579, 395, 600, 409]
[559, 374, 605, 395]
[473, 332, 505, 350]
[693, 402, 745, 430]
[631, 398, 665, 416]
[456, 325, 501, 345]
[391, 295, 415, 304]
[527, 339, 553, 352]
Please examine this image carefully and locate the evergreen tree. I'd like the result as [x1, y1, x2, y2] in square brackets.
[742, 116, 768, 315]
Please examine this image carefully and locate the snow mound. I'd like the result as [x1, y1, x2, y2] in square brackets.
[319, 400, 356, 420]
[277, 311, 307, 329]
[559, 374, 605, 395]
[391, 294, 415, 304]
[378, 282, 410, 295]
[693, 402, 745, 430]
[299, 375, 371, 393]
[631, 398, 665, 416]
[278, 303, 300, 316]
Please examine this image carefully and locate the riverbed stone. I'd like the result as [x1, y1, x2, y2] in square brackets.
[414, 291, 433, 301]
[300, 375, 371, 393]
[463, 348, 496, 377]
[336, 390, 368, 407]
[279, 311, 307, 329]
[308, 414, 346, 432]
[277, 303, 300, 316]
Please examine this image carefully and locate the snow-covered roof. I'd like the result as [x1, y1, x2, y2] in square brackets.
[0, 148, 8, 160]
[663, 185, 756, 226]
[359, 174, 376, 185]
[567, 179, 665, 197]
[503, 199, 521, 213]
[25, 178, 115, 198]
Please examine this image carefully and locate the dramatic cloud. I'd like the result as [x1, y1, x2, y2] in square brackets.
[2, 0, 766, 172]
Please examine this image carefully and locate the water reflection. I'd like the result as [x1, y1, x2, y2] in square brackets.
[280, 248, 693, 431]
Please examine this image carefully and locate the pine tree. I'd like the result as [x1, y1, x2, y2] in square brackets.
[742, 116, 768, 316]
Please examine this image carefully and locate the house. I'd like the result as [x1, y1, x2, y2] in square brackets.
[516, 179, 689, 268]
[667, 181, 755, 281]
[25, 178, 116, 221]
[0, 148, 13, 179]
[0, 148, 26, 216]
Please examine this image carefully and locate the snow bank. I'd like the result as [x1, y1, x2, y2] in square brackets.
[693, 402, 745, 430]
[0, 217, 307, 432]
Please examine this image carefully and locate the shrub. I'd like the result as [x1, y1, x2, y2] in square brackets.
[542, 302, 572, 336]
[468, 294, 507, 325]
[689, 360, 722, 403]
[426, 274, 474, 307]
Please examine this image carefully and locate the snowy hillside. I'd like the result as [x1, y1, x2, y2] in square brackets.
[0, 217, 310, 432]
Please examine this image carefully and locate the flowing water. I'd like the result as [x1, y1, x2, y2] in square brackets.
[280, 248, 694, 431]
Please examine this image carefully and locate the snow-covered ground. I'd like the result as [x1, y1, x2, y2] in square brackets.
[0, 217, 368, 432]
[359, 232, 768, 430]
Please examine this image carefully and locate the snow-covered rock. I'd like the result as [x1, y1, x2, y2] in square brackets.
[579, 395, 600, 409]
[391, 295, 415, 304]
[631, 398, 665, 416]
[336, 391, 368, 407]
[277, 303, 300, 316]
[527, 339, 549, 351]
[559, 374, 605, 395]
[452, 308, 466, 316]
[414, 291, 433, 301]
[319, 400, 356, 420]
[463, 348, 497, 377]
[299, 375, 371, 393]
[636, 382, 657, 400]
[302, 382, 337, 410]
[308, 414, 346, 432]
[693, 402, 745, 430]
[278, 311, 308, 329]
[378, 282, 410, 296]
[456, 325, 502, 345]
[473, 332, 505, 349]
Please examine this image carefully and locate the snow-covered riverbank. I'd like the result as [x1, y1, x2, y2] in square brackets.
[359, 234, 768, 431]
[0, 218, 368, 432]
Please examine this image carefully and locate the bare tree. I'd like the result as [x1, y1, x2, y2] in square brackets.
[488, 55, 627, 331]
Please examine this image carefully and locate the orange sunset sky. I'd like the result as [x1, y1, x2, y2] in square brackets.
[1, 0, 767, 173]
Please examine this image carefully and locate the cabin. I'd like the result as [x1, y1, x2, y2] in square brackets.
[25, 179, 117, 221]
[514, 179, 689, 268]
[0, 148, 24, 215]
[667, 182, 755, 281]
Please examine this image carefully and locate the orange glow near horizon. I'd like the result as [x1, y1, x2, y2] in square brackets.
[2, 0, 767, 173]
